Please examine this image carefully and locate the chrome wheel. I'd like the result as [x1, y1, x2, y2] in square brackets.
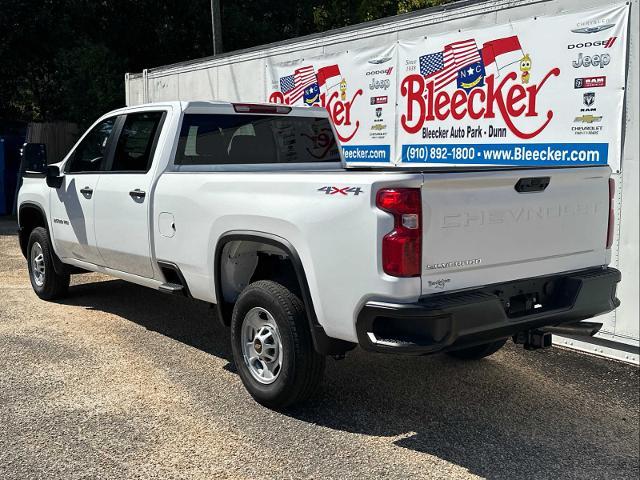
[30, 242, 45, 287]
[241, 307, 283, 384]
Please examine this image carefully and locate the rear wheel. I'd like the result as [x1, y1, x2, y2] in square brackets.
[230, 280, 325, 409]
[447, 338, 508, 360]
[27, 227, 70, 300]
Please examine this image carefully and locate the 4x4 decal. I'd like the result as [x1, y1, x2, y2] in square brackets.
[317, 186, 364, 196]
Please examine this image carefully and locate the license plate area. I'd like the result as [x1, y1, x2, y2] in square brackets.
[492, 275, 579, 319]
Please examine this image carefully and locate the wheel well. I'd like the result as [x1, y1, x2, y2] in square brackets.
[18, 204, 47, 258]
[214, 233, 357, 356]
[218, 240, 300, 325]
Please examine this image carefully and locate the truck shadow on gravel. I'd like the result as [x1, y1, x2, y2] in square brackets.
[61, 277, 638, 480]
[293, 352, 638, 479]
[63, 278, 234, 362]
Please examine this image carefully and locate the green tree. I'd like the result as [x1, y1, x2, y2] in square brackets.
[221, 0, 319, 51]
[397, 0, 451, 14]
[0, 0, 452, 126]
[312, 0, 450, 30]
[0, 0, 213, 126]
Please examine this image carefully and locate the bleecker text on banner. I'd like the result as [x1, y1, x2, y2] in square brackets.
[266, 47, 397, 165]
[397, 4, 628, 170]
[265, 4, 628, 170]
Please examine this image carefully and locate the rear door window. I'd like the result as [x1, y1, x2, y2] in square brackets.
[174, 114, 340, 165]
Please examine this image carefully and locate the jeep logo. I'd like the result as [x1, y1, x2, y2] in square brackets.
[368, 77, 391, 90]
[572, 52, 611, 68]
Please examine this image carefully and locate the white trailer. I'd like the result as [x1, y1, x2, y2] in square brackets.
[125, 0, 639, 363]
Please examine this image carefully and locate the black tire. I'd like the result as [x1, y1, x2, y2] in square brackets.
[447, 338, 508, 360]
[230, 280, 325, 409]
[27, 227, 70, 300]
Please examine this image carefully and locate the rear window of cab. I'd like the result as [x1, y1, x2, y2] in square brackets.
[174, 114, 340, 165]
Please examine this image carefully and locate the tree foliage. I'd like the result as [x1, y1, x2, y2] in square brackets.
[0, 0, 450, 126]
[1, 0, 213, 126]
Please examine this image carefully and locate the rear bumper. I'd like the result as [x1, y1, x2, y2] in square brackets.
[356, 267, 621, 355]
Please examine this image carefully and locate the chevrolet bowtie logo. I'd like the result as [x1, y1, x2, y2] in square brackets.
[574, 114, 603, 123]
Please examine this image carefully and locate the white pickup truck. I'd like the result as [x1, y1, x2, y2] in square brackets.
[18, 101, 620, 408]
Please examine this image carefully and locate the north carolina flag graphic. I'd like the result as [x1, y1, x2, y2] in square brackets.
[419, 39, 482, 91]
[279, 65, 317, 104]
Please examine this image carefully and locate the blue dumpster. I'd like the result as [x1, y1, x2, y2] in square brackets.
[0, 121, 27, 215]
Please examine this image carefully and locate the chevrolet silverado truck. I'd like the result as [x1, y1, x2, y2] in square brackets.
[17, 101, 620, 408]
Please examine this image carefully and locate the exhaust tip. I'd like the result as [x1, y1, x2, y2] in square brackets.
[542, 322, 603, 337]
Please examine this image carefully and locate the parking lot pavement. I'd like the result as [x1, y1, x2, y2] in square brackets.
[0, 218, 638, 480]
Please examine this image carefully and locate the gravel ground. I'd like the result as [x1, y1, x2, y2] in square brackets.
[0, 218, 638, 480]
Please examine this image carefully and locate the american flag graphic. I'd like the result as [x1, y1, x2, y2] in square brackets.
[279, 65, 317, 104]
[419, 39, 482, 91]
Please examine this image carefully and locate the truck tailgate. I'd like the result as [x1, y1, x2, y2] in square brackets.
[421, 166, 611, 295]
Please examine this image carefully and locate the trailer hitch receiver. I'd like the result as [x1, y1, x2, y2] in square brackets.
[513, 330, 552, 350]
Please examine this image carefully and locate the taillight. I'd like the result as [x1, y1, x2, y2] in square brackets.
[606, 178, 615, 249]
[376, 188, 422, 277]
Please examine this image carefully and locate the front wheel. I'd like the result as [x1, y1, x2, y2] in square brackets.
[27, 227, 70, 300]
[230, 280, 325, 409]
[446, 338, 508, 360]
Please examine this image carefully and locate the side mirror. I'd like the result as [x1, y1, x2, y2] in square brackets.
[21, 143, 47, 173]
[46, 165, 64, 189]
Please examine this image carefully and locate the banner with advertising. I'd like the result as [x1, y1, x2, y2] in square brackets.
[266, 46, 397, 164]
[397, 4, 629, 171]
[266, 4, 628, 171]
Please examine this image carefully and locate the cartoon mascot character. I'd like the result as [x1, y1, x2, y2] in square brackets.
[520, 54, 532, 84]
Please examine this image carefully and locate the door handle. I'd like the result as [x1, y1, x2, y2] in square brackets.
[515, 177, 550, 193]
[129, 189, 146, 199]
[80, 187, 93, 197]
